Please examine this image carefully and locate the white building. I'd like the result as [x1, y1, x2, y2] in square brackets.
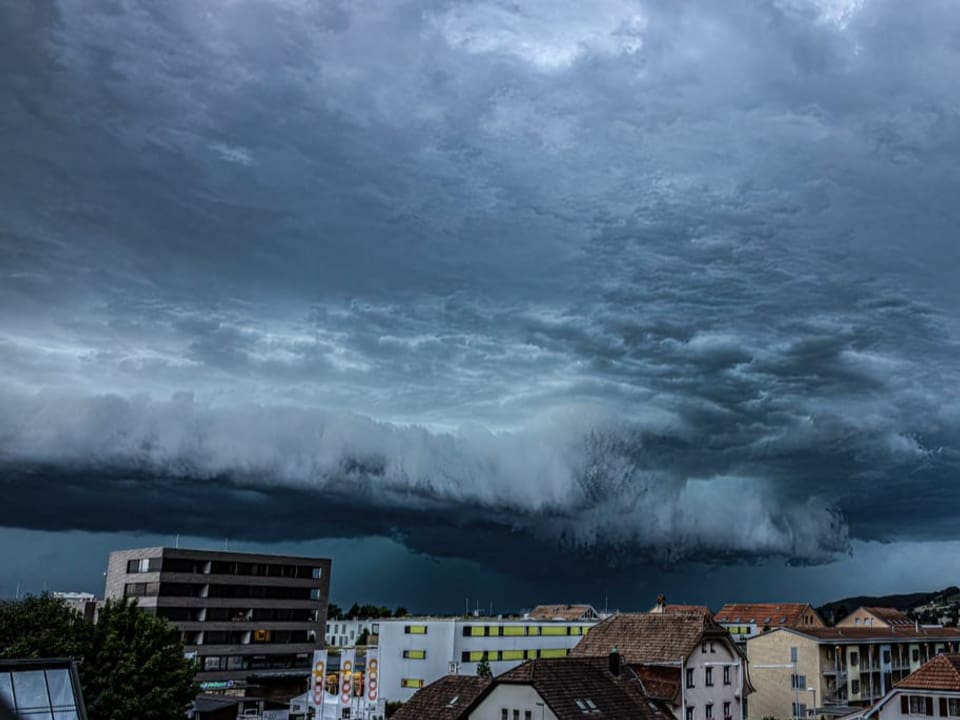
[325, 618, 377, 648]
[376, 616, 598, 702]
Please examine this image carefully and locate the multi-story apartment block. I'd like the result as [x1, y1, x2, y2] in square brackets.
[860, 653, 960, 720]
[376, 615, 599, 702]
[571, 608, 751, 720]
[325, 618, 377, 647]
[715, 603, 825, 644]
[746, 625, 960, 720]
[104, 547, 331, 698]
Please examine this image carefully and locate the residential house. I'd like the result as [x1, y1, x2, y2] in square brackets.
[571, 607, 750, 720]
[860, 653, 960, 720]
[838, 609, 915, 629]
[715, 604, 825, 644]
[391, 675, 492, 720]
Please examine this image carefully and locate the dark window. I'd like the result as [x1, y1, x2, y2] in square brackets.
[706, 667, 714, 686]
[851, 679, 860, 694]
[850, 651, 859, 666]
[686, 707, 694, 720]
[724, 702, 731, 720]
[706, 704, 714, 719]
[912, 649, 920, 663]
[686, 668, 695, 688]
[723, 666, 732, 685]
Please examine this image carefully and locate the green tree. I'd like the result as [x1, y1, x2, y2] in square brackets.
[393, 606, 409, 618]
[0, 594, 90, 659]
[328, 603, 344, 620]
[80, 598, 197, 720]
[476, 657, 493, 678]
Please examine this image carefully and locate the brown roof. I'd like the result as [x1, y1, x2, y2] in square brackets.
[661, 605, 713, 617]
[862, 607, 914, 626]
[715, 603, 815, 627]
[571, 612, 730, 665]
[498, 657, 674, 720]
[897, 654, 960, 691]
[633, 664, 683, 704]
[777, 626, 960, 643]
[391, 675, 492, 720]
[528, 604, 598, 622]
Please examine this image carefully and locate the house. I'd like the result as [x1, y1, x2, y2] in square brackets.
[859, 653, 960, 720]
[527, 605, 601, 622]
[648, 595, 713, 618]
[392, 654, 675, 720]
[571, 607, 750, 720]
[838, 609, 915, 629]
[746, 625, 960, 720]
[714, 603, 825, 643]
[391, 675, 492, 720]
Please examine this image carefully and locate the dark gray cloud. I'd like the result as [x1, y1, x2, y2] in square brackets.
[1, 0, 959, 600]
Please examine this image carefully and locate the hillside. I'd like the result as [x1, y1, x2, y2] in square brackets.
[817, 586, 960, 626]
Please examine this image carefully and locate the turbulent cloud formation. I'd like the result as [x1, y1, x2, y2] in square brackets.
[1, 0, 959, 585]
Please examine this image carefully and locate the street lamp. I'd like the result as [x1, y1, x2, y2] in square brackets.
[807, 687, 817, 719]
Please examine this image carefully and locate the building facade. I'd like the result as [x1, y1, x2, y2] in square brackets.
[838, 608, 915, 629]
[376, 617, 598, 702]
[325, 618, 377, 648]
[746, 626, 960, 720]
[104, 547, 331, 697]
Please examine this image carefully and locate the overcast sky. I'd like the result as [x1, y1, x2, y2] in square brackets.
[1, 0, 959, 611]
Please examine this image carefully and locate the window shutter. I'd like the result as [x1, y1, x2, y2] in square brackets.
[940, 699, 948, 717]
[927, 697, 934, 716]
[902, 696, 909, 714]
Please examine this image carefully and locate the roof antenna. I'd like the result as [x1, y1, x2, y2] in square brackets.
[224, 537, 229, 552]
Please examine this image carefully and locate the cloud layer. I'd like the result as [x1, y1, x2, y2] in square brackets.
[1, 0, 959, 580]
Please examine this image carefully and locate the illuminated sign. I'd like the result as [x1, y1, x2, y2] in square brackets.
[311, 651, 328, 709]
[199, 680, 235, 690]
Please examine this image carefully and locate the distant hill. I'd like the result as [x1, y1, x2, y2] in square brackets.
[817, 586, 960, 626]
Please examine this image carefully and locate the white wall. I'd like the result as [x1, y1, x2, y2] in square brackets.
[470, 685, 557, 720]
[683, 638, 744, 720]
[875, 691, 960, 720]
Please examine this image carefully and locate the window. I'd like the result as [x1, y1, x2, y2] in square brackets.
[792, 703, 807, 719]
[502, 710, 508, 720]
[883, 651, 891, 664]
[852, 679, 860, 694]
[525, 712, 532, 720]
[711, 641, 716, 653]
[405, 625, 428, 635]
[309, 588, 320, 600]
[2, 667, 83, 719]
[687, 668, 695, 688]
[790, 647, 799, 663]
[850, 651, 859, 666]
[703, 642, 708, 653]
[905, 696, 933, 716]
[724, 666, 732, 685]
[513, 710, 520, 720]
[312, 567, 323, 578]
[706, 667, 714, 686]
[400, 678, 423, 689]
[948, 699, 960, 717]
[913, 649, 920, 663]
[724, 702, 732, 720]
[706, 704, 714, 719]
[687, 707, 695, 720]
[403, 650, 426, 660]
[791, 674, 807, 690]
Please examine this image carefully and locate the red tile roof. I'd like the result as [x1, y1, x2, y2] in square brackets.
[571, 612, 731, 665]
[781, 626, 960, 642]
[633, 664, 683, 704]
[498, 657, 674, 720]
[391, 675, 492, 720]
[897, 654, 960, 691]
[715, 603, 816, 628]
[862, 607, 914, 626]
[660, 605, 713, 617]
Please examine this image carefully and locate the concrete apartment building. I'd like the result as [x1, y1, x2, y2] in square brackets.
[104, 547, 331, 698]
[859, 653, 960, 720]
[376, 615, 599, 702]
[572, 606, 751, 720]
[325, 618, 377, 648]
[715, 604, 825, 644]
[746, 624, 960, 720]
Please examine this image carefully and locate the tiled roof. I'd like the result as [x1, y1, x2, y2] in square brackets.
[715, 603, 814, 627]
[528, 604, 598, 621]
[776, 626, 960, 642]
[570, 612, 728, 664]
[498, 657, 674, 720]
[862, 607, 914, 626]
[661, 605, 714, 617]
[390, 675, 492, 720]
[896, 654, 960, 691]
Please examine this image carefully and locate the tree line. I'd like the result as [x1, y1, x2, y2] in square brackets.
[327, 602, 409, 619]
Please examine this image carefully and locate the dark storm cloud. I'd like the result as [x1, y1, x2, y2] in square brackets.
[2, 0, 960, 580]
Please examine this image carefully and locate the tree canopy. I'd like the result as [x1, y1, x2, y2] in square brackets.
[0, 595, 197, 720]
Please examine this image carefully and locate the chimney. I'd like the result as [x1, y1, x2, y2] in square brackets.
[656, 594, 666, 612]
[609, 647, 621, 676]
